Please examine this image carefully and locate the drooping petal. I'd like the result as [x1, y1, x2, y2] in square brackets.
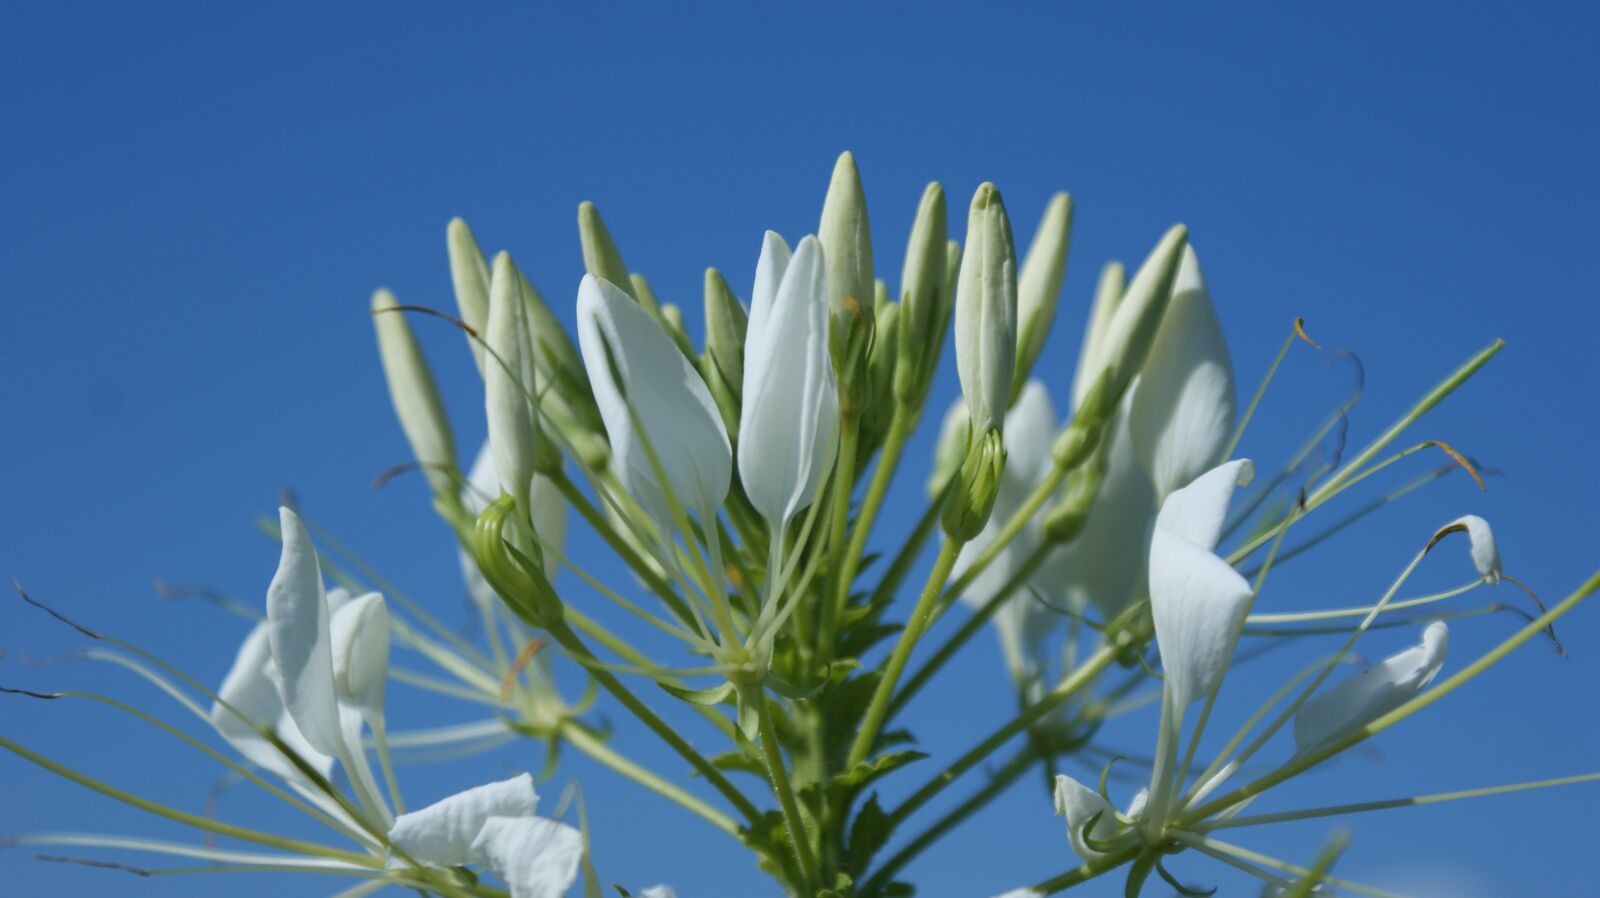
[1153, 458, 1254, 552]
[1431, 515, 1501, 584]
[266, 507, 344, 758]
[1293, 622, 1449, 752]
[738, 235, 839, 523]
[1054, 774, 1132, 861]
[1148, 461, 1256, 709]
[576, 275, 731, 526]
[211, 623, 333, 781]
[1129, 245, 1236, 500]
[329, 592, 389, 717]
[470, 816, 584, 898]
[387, 774, 539, 867]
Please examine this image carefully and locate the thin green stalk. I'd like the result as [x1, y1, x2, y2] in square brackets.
[550, 472, 695, 627]
[546, 620, 762, 825]
[932, 464, 1068, 624]
[889, 541, 1051, 721]
[817, 420, 861, 661]
[888, 644, 1119, 824]
[559, 720, 739, 837]
[564, 606, 738, 740]
[1178, 566, 1600, 828]
[847, 538, 963, 769]
[757, 697, 822, 895]
[835, 407, 914, 621]
[1224, 325, 1300, 459]
[1030, 846, 1142, 894]
[867, 485, 948, 608]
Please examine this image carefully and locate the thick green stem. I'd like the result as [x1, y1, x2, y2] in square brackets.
[931, 463, 1067, 625]
[758, 697, 822, 896]
[545, 621, 762, 824]
[846, 538, 963, 769]
[816, 420, 861, 661]
[560, 720, 739, 837]
[889, 644, 1119, 824]
[1031, 846, 1142, 894]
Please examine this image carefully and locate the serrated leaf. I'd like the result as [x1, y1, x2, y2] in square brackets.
[845, 793, 893, 876]
[837, 750, 929, 794]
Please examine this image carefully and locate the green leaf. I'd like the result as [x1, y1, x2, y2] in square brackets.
[844, 792, 893, 875]
[658, 681, 736, 707]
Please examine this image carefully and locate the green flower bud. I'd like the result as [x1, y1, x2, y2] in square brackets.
[1012, 192, 1074, 402]
[629, 272, 665, 319]
[703, 266, 748, 401]
[859, 293, 900, 459]
[659, 302, 696, 360]
[1041, 457, 1104, 544]
[1052, 368, 1112, 469]
[578, 201, 636, 301]
[371, 289, 460, 510]
[1071, 260, 1125, 409]
[894, 182, 949, 408]
[818, 150, 875, 340]
[486, 252, 540, 516]
[1095, 224, 1188, 404]
[954, 183, 1018, 437]
[514, 266, 602, 435]
[942, 427, 1007, 541]
[446, 217, 492, 375]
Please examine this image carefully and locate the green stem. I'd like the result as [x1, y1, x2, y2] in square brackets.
[866, 485, 948, 609]
[835, 408, 913, 623]
[889, 542, 1051, 721]
[757, 697, 822, 896]
[1177, 565, 1600, 828]
[888, 644, 1118, 824]
[545, 621, 763, 825]
[846, 538, 963, 769]
[816, 420, 861, 661]
[559, 720, 739, 837]
[1031, 846, 1142, 894]
[931, 463, 1068, 625]
[551, 471, 696, 627]
[564, 606, 738, 740]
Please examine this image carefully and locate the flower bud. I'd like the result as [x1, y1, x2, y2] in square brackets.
[703, 266, 748, 403]
[954, 183, 1018, 437]
[1012, 192, 1074, 401]
[1071, 260, 1125, 410]
[943, 428, 1007, 541]
[447, 218, 492, 375]
[818, 151, 875, 339]
[1094, 224, 1188, 405]
[859, 292, 900, 458]
[1040, 461, 1103, 544]
[578, 201, 637, 302]
[486, 252, 540, 514]
[894, 182, 949, 407]
[371, 288, 459, 506]
[514, 266, 603, 436]
[659, 302, 697, 360]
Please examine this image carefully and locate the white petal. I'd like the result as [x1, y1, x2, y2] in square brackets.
[1153, 458, 1254, 552]
[388, 774, 539, 867]
[738, 235, 839, 523]
[639, 888, 678, 898]
[1129, 245, 1236, 500]
[747, 230, 791, 342]
[990, 891, 1043, 898]
[576, 276, 731, 525]
[471, 816, 584, 898]
[1054, 774, 1125, 861]
[1049, 411, 1157, 618]
[1294, 622, 1449, 752]
[212, 623, 333, 781]
[329, 592, 389, 716]
[1432, 515, 1501, 584]
[1149, 461, 1256, 710]
[266, 507, 344, 758]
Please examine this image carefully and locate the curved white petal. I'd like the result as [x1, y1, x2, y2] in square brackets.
[387, 774, 539, 867]
[1294, 622, 1449, 752]
[330, 592, 389, 717]
[1153, 458, 1254, 552]
[738, 235, 839, 523]
[1434, 515, 1501, 584]
[1129, 245, 1236, 500]
[576, 275, 731, 526]
[1054, 774, 1130, 861]
[470, 816, 584, 898]
[266, 507, 344, 758]
[748, 230, 791, 340]
[459, 440, 569, 610]
[212, 623, 333, 781]
[1148, 461, 1257, 710]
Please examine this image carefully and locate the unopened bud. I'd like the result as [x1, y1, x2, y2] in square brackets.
[1012, 192, 1074, 401]
[1095, 224, 1188, 404]
[703, 266, 748, 400]
[943, 428, 1007, 541]
[894, 182, 949, 407]
[446, 218, 492, 375]
[954, 182, 1018, 436]
[1041, 462, 1103, 544]
[371, 289, 459, 506]
[818, 151, 875, 339]
[578, 201, 636, 301]
[486, 253, 540, 516]
[1071, 260, 1125, 409]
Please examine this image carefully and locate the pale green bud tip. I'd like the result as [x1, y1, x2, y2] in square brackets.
[1097, 223, 1188, 402]
[942, 428, 1007, 541]
[894, 182, 949, 405]
[703, 267, 747, 395]
[819, 150, 875, 324]
[578, 201, 635, 300]
[1013, 192, 1074, 398]
[954, 182, 1018, 437]
[371, 288, 457, 499]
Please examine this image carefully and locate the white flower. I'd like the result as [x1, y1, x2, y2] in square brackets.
[1293, 622, 1449, 752]
[576, 275, 731, 528]
[638, 888, 678, 898]
[1149, 459, 1256, 711]
[388, 773, 582, 898]
[954, 182, 1018, 436]
[1129, 245, 1236, 501]
[266, 507, 348, 760]
[211, 622, 333, 782]
[1054, 774, 1147, 861]
[1433, 514, 1501, 584]
[329, 591, 389, 720]
[737, 232, 839, 526]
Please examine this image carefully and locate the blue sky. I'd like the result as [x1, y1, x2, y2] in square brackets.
[2, 3, 1596, 896]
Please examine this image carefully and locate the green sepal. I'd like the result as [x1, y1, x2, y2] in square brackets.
[1155, 858, 1217, 897]
[657, 680, 736, 707]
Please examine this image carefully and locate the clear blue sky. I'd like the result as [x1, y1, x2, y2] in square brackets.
[2, 3, 1596, 896]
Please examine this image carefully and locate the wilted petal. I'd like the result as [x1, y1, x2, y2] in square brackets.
[471, 816, 584, 898]
[576, 275, 731, 525]
[1431, 514, 1501, 584]
[211, 623, 333, 781]
[1148, 461, 1256, 709]
[1294, 622, 1449, 752]
[388, 774, 539, 867]
[738, 235, 839, 524]
[266, 507, 344, 758]
[330, 592, 389, 717]
[1129, 245, 1236, 500]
